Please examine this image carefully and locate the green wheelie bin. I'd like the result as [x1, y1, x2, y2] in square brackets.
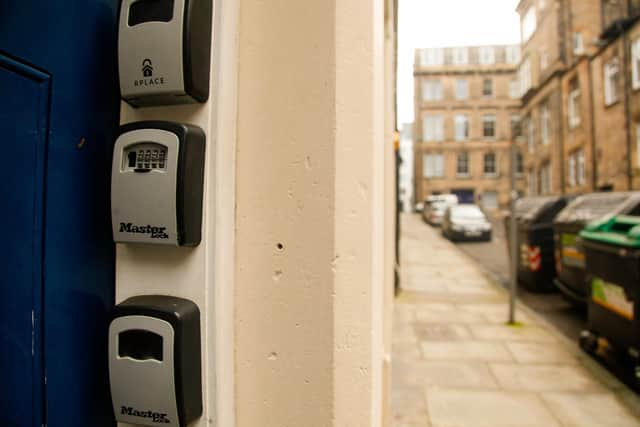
[553, 192, 640, 306]
[580, 215, 640, 386]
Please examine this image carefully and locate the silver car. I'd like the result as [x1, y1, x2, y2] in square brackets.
[422, 195, 458, 226]
[442, 204, 492, 242]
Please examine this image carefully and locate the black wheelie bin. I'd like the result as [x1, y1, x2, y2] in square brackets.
[579, 215, 640, 386]
[505, 196, 571, 292]
[553, 192, 640, 306]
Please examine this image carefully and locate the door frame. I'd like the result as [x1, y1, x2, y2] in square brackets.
[1, 51, 51, 426]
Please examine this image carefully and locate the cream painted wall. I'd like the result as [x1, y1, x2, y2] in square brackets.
[114, 0, 238, 425]
[235, 0, 389, 425]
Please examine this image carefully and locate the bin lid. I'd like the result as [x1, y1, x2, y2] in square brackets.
[513, 196, 558, 219]
[579, 215, 640, 248]
[554, 192, 640, 225]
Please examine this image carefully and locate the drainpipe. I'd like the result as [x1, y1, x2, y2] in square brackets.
[588, 58, 598, 190]
[557, 82, 566, 194]
[623, 32, 633, 190]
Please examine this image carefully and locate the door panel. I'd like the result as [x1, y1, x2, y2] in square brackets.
[0, 55, 50, 427]
[0, 1, 120, 426]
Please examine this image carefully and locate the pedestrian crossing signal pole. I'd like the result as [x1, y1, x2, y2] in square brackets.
[508, 142, 518, 325]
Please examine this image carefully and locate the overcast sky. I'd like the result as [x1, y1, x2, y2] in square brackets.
[397, 0, 521, 126]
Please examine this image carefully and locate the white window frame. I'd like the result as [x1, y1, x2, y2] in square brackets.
[516, 151, 524, 175]
[423, 154, 433, 178]
[577, 149, 585, 185]
[568, 154, 576, 187]
[528, 170, 538, 195]
[637, 123, 640, 167]
[433, 154, 444, 178]
[452, 47, 469, 65]
[482, 78, 494, 97]
[454, 114, 470, 141]
[604, 57, 620, 106]
[479, 46, 496, 65]
[527, 119, 535, 153]
[457, 152, 470, 176]
[568, 87, 581, 128]
[423, 154, 444, 178]
[519, 57, 532, 95]
[483, 152, 497, 176]
[422, 79, 443, 102]
[455, 79, 469, 100]
[540, 163, 552, 195]
[483, 114, 496, 139]
[522, 7, 537, 42]
[573, 32, 584, 55]
[540, 50, 549, 70]
[511, 115, 521, 139]
[506, 45, 521, 64]
[420, 48, 444, 66]
[632, 38, 640, 90]
[540, 103, 550, 145]
[509, 78, 520, 99]
[422, 115, 444, 142]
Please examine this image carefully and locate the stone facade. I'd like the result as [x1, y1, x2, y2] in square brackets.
[517, 0, 640, 195]
[413, 45, 523, 210]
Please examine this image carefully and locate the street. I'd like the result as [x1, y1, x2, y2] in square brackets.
[455, 215, 586, 342]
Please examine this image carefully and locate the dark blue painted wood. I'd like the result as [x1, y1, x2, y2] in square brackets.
[0, 2, 120, 426]
[0, 54, 50, 427]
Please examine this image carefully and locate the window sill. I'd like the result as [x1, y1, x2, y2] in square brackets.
[456, 174, 471, 179]
[604, 99, 620, 108]
[483, 173, 499, 179]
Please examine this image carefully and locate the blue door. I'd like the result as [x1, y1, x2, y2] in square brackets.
[0, 2, 120, 426]
[452, 189, 476, 204]
[0, 54, 49, 427]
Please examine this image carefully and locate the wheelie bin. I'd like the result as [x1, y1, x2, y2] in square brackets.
[505, 196, 571, 292]
[579, 215, 640, 386]
[553, 192, 640, 306]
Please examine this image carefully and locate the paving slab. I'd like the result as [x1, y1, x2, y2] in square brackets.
[470, 324, 557, 343]
[426, 388, 561, 427]
[542, 393, 640, 427]
[414, 323, 472, 341]
[490, 363, 604, 392]
[414, 308, 486, 324]
[457, 303, 534, 324]
[505, 341, 579, 364]
[421, 341, 514, 362]
[395, 360, 498, 389]
[392, 386, 430, 427]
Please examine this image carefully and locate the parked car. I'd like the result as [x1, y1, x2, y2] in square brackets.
[422, 194, 458, 226]
[442, 204, 492, 242]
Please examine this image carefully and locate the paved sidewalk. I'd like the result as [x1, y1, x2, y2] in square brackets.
[393, 214, 640, 427]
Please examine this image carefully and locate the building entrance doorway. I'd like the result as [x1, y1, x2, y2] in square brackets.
[451, 189, 475, 204]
